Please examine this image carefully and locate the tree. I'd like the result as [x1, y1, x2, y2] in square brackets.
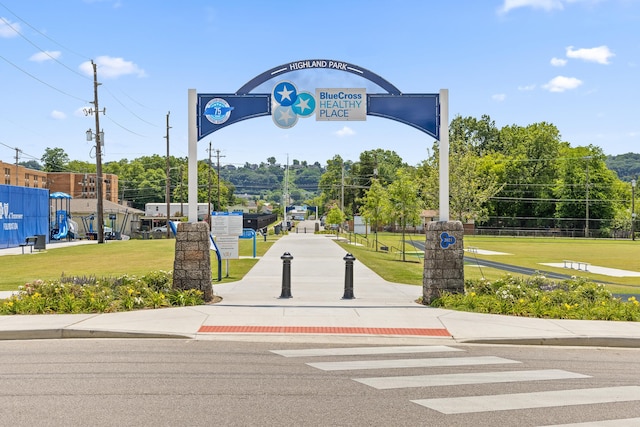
[41, 147, 69, 172]
[554, 145, 618, 236]
[359, 179, 390, 250]
[318, 155, 348, 210]
[350, 149, 405, 214]
[486, 122, 566, 227]
[326, 205, 346, 234]
[18, 160, 42, 170]
[387, 168, 423, 261]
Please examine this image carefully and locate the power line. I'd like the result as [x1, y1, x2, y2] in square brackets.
[0, 54, 88, 102]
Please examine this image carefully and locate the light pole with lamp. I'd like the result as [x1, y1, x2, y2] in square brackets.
[632, 179, 637, 241]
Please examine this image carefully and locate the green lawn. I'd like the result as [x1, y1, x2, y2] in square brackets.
[336, 233, 640, 294]
[0, 237, 276, 291]
[4, 233, 639, 295]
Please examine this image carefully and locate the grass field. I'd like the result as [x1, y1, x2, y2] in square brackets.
[2, 233, 639, 295]
[0, 237, 275, 291]
[337, 233, 640, 294]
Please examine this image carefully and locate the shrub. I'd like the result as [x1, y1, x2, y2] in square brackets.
[428, 274, 640, 321]
[0, 271, 205, 315]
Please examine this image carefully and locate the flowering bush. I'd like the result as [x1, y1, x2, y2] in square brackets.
[0, 271, 205, 315]
[429, 274, 640, 321]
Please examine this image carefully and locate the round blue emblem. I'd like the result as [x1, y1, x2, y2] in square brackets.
[292, 91, 316, 117]
[204, 98, 234, 125]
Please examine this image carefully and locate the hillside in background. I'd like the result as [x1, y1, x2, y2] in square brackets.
[606, 152, 640, 181]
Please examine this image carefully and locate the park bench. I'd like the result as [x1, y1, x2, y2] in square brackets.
[19, 236, 38, 254]
[563, 260, 590, 271]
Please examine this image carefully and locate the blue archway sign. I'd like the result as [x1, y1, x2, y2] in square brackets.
[196, 59, 440, 140]
[188, 59, 450, 223]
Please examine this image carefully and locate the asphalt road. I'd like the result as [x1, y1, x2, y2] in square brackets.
[1, 339, 640, 426]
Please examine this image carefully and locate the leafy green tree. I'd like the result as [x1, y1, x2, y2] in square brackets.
[359, 179, 390, 250]
[418, 126, 503, 223]
[387, 167, 423, 261]
[350, 149, 405, 214]
[449, 114, 501, 154]
[554, 146, 618, 236]
[319, 155, 356, 214]
[489, 122, 566, 226]
[41, 147, 69, 172]
[18, 160, 42, 170]
[67, 160, 95, 173]
[326, 205, 346, 234]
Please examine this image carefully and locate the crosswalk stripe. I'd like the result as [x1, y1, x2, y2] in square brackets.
[541, 417, 640, 426]
[412, 386, 640, 414]
[307, 356, 520, 371]
[271, 345, 463, 358]
[354, 369, 589, 389]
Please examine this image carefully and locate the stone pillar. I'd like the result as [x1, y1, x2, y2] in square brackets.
[422, 221, 464, 305]
[173, 222, 213, 302]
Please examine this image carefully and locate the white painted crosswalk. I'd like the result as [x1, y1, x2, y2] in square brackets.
[270, 344, 640, 425]
[355, 369, 589, 389]
[307, 355, 520, 371]
[412, 386, 640, 414]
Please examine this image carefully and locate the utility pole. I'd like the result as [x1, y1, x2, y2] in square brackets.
[216, 149, 224, 212]
[165, 111, 172, 238]
[91, 60, 106, 244]
[14, 147, 21, 185]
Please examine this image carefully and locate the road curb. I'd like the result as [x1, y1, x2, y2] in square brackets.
[0, 329, 193, 341]
[458, 336, 640, 348]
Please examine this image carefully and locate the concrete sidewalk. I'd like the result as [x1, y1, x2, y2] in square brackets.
[1, 232, 640, 347]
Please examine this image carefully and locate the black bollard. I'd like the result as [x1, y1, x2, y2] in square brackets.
[280, 252, 293, 298]
[342, 253, 356, 299]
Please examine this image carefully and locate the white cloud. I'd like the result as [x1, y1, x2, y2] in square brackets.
[566, 45, 615, 64]
[542, 75, 583, 92]
[29, 51, 61, 62]
[0, 17, 20, 37]
[492, 94, 507, 101]
[518, 84, 536, 91]
[550, 57, 567, 67]
[335, 126, 355, 137]
[50, 110, 66, 120]
[498, 0, 564, 14]
[498, 0, 599, 14]
[79, 55, 146, 78]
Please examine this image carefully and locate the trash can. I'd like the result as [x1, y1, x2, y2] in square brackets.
[274, 225, 282, 235]
[34, 234, 46, 250]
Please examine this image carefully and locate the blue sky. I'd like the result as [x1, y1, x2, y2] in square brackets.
[0, 0, 638, 169]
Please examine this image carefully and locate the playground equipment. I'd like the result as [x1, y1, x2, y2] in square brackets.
[50, 192, 73, 240]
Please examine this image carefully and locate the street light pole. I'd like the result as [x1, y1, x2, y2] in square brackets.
[632, 179, 637, 241]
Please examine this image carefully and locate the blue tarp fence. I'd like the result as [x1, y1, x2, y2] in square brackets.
[0, 185, 49, 249]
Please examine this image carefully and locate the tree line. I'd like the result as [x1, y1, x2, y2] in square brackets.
[22, 114, 640, 237]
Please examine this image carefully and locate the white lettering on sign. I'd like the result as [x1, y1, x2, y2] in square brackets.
[288, 60, 348, 71]
[315, 88, 367, 121]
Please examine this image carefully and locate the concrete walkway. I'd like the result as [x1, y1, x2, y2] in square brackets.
[1, 232, 640, 346]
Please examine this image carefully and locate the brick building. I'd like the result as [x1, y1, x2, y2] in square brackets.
[0, 160, 118, 203]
